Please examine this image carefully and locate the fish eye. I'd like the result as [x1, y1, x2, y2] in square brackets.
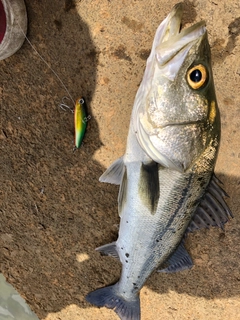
[186, 64, 208, 90]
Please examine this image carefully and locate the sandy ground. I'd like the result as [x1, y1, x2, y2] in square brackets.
[0, 0, 240, 319]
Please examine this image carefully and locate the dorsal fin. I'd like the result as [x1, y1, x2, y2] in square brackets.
[187, 174, 232, 232]
[99, 156, 124, 185]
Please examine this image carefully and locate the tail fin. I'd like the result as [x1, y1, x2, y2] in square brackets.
[86, 284, 140, 320]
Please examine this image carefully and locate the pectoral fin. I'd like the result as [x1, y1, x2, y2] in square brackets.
[158, 241, 193, 273]
[187, 174, 232, 232]
[138, 161, 160, 215]
[118, 167, 127, 215]
[96, 242, 119, 259]
[99, 157, 125, 185]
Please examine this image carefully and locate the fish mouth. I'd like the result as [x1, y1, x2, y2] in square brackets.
[154, 3, 206, 80]
[156, 120, 204, 129]
[133, 3, 206, 95]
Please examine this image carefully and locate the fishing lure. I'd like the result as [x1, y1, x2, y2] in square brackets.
[74, 97, 88, 148]
[15, 21, 90, 149]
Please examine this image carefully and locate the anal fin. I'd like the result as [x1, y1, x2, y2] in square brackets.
[158, 241, 193, 273]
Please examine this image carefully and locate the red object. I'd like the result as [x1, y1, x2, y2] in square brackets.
[0, 0, 6, 43]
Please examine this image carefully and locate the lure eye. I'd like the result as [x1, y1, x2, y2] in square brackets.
[187, 64, 208, 90]
[79, 98, 85, 105]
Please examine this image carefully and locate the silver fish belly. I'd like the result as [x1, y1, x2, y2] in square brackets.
[86, 3, 231, 320]
[109, 123, 217, 298]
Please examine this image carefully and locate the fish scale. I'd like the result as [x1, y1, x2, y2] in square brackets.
[86, 3, 231, 320]
[115, 130, 217, 297]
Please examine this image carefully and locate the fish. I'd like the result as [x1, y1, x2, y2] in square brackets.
[86, 3, 232, 320]
[74, 97, 87, 148]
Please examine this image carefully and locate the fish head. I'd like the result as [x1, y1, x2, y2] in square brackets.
[133, 3, 220, 172]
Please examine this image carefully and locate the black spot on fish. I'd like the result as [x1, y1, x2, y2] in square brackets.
[200, 181, 206, 188]
[181, 187, 189, 197]
[125, 253, 129, 258]
[132, 283, 138, 290]
[138, 161, 160, 215]
[125, 260, 128, 263]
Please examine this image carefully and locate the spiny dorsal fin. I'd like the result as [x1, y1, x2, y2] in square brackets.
[99, 156, 124, 185]
[187, 174, 232, 232]
[158, 241, 193, 273]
